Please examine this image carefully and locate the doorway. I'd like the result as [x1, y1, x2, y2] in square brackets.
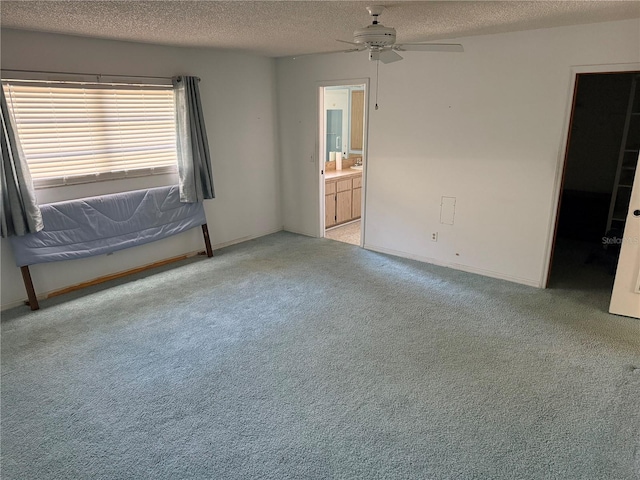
[547, 71, 639, 310]
[319, 82, 368, 246]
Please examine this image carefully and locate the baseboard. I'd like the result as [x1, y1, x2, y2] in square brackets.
[2, 298, 37, 311]
[364, 243, 542, 288]
[212, 227, 284, 249]
[282, 226, 317, 238]
[2, 230, 539, 311]
[1, 227, 285, 311]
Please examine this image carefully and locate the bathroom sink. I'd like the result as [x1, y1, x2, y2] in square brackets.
[350, 165, 363, 171]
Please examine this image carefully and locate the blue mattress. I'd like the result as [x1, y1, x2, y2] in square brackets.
[10, 185, 206, 267]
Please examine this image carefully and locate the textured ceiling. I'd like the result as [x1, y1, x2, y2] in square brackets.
[1, 1, 639, 57]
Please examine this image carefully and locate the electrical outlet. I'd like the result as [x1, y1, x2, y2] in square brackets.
[431, 232, 438, 242]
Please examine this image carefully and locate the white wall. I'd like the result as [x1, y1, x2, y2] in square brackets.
[1, 29, 281, 309]
[276, 19, 640, 286]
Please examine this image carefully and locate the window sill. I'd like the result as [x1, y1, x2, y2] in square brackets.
[34, 165, 178, 190]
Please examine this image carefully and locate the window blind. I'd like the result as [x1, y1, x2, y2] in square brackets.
[2, 81, 178, 187]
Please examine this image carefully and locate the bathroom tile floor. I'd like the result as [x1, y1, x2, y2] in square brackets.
[325, 220, 361, 246]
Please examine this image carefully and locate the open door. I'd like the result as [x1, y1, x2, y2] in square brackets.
[610, 153, 640, 319]
[318, 81, 368, 246]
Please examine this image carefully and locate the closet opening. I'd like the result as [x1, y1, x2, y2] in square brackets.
[547, 71, 639, 313]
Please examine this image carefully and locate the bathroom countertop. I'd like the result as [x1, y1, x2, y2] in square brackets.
[325, 168, 362, 180]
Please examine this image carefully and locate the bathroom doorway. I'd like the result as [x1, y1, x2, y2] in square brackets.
[318, 81, 368, 247]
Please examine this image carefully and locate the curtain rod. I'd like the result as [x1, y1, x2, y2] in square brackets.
[1, 68, 174, 81]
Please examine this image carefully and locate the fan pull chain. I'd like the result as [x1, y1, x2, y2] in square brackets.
[375, 59, 380, 110]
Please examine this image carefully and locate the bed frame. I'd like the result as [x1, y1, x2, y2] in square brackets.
[10, 186, 213, 310]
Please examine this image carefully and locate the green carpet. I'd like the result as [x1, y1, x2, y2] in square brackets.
[2, 232, 639, 479]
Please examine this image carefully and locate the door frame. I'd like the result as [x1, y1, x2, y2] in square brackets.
[316, 78, 370, 246]
[541, 62, 640, 288]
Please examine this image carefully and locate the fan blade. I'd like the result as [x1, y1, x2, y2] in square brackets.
[394, 43, 464, 53]
[378, 49, 403, 64]
[292, 48, 364, 60]
[336, 39, 361, 46]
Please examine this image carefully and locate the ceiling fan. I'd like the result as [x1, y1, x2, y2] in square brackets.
[333, 5, 464, 64]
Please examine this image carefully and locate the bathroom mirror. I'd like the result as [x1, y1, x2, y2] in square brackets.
[324, 86, 365, 162]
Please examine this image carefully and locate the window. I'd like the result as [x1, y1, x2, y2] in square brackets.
[2, 80, 178, 188]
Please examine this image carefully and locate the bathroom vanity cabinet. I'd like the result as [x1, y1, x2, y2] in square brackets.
[352, 175, 362, 219]
[325, 171, 362, 228]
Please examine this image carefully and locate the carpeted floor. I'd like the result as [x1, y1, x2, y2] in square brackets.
[325, 220, 361, 246]
[1, 231, 639, 479]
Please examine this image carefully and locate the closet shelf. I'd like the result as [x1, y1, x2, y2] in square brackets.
[607, 74, 639, 232]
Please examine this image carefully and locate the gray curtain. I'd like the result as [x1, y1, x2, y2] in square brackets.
[1, 87, 43, 238]
[173, 76, 215, 203]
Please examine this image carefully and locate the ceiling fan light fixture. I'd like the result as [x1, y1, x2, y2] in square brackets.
[353, 24, 397, 47]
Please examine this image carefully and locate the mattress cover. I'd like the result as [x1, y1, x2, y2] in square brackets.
[10, 185, 206, 267]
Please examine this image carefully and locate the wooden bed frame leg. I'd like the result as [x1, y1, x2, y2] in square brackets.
[20, 266, 40, 311]
[201, 224, 214, 258]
